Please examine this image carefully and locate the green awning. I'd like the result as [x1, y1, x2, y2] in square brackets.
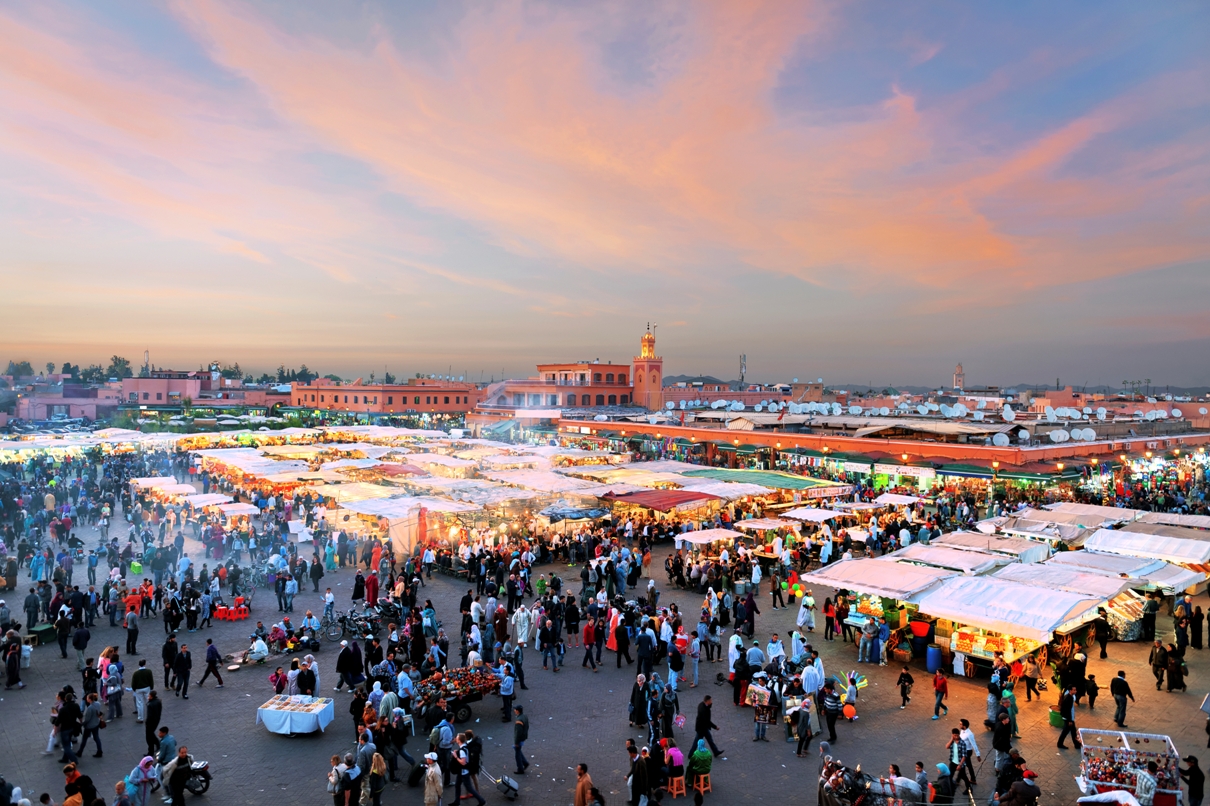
[682, 468, 849, 492]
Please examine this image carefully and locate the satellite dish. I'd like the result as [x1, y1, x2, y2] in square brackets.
[976, 400, 987, 409]
[1083, 407, 1092, 414]
[880, 406, 889, 416]
[1017, 430, 1030, 441]
[973, 411, 984, 421]
[754, 404, 763, 412]
[1157, 409, 1169, 419]
[992, 433, 1010, 447]
[1146, 397, 1157, 404]
[1045, 408, 1056, 423]
[955, 403, 968, 416]
[917, 405, 929, 416]
[1146, 410, 1157, 421]
[849, 406, 862, 415]
[1002, 407, 1016, 422]
[927, 403, 940, 412]
[1097, 411, 1106, 421]
[817, 378, 823, 384]
[733, 403, 745, 412]
[1049, 430, 1062, 443]
[1134, 410, 1144, 418]
[831, 403, 842, 415]
[1085, 428, 1097, 441]
[1201, 407, 1208, 416]
[939, 405, 952, 417]
[897, 402, 909, 410]
[666, 402, 676, 410]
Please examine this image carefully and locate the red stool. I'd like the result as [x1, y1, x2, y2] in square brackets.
[213, 606, 229, 621]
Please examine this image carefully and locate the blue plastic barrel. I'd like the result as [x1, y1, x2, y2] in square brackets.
[926, 645, 943, 673]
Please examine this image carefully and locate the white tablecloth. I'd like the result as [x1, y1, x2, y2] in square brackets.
[256, 699, 335, 734]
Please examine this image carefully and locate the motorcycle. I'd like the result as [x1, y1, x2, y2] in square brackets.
[151, 759, 212, 797]
[324, 610, 381, 642]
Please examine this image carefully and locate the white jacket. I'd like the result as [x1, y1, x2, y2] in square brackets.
[511, 607, 532, 644]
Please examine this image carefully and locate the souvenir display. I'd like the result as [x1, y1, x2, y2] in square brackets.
[1078, 729, 1181, 804]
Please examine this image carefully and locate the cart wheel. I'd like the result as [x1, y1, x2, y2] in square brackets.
[454, 704, 472, 724]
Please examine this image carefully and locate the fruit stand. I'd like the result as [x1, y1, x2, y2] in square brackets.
[1077, 729, 1183, 806]
[416, 666, 501, 724]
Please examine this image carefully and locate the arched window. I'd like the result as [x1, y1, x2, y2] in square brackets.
[637, 373, 643, 385]
[620, 394, 629, 405]
[595, 394, 605, 406]
[594, 373, 602, 382]
[566, 394, 576, 406]
[608, 395, 617, 405]
[606, 373, 614, 384]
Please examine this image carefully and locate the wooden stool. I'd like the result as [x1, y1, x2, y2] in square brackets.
[693, 773, 711, 794]
[668, 776, 686, 798]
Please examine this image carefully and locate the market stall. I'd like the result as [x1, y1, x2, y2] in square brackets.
[880, 544, 1008, 576]
[993, 564, 1143, 641]
[1047, 551, 1206, 595]
[1077, 729, 1183, 806]
[931, 531, 1050, 564]
[184, 493, 233, 508]
[910, 576, 1103, 672]
[1083, 528, 1210, 566]
[256, 694, 335, 734]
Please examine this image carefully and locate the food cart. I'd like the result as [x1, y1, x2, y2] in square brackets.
[1077, 729, 1183, 806]
[414, 666, 502, 724]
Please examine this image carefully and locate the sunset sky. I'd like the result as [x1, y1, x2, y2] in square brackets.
[2, 1, 1208, 387]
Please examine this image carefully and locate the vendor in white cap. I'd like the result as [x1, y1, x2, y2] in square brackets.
[243, 634, 269, 664]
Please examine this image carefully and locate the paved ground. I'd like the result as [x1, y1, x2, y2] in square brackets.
[4, 516, 1209, 804]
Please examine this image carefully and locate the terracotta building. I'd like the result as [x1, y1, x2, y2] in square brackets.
[291, 377, 481, 414]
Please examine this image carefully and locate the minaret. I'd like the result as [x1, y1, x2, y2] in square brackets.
[633, 324, 664, 411]
[953, 363, 965, 390]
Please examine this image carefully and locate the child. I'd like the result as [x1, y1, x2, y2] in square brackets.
[556, 639, 566, 668]
[846, 675, 858, 720]
[1086, 674, 1099, 710]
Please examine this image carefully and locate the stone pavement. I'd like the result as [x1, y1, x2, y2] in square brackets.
[4, 525, 1209, 804]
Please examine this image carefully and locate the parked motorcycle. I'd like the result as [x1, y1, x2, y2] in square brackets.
[324, 610, 381, 642]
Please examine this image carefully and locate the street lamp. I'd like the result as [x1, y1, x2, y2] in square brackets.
[1056, 462, 1065, 472]
[1145, 450, 1153, 459]
[901, 453, 908, 463]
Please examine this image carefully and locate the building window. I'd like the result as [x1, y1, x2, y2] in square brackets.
[637, 373, 643, 385]
[608, 394, 616, 405]
[354, 396, 359, 403]
[320, 395, 325, 402]
[594, 373, 602, 382]
[414, 396, 420, 404]
[444, 396, 449, 404]
[566, 394, 576, 405]
[606, 373, 614, 384]
[156, 392, 163, 401]
[595, 394, 605, 406]
[373, 396, 377, 404]
[548, 394, 558, 406]
[621, 394, 629, 405]
[388, 396, 393, 404]
[143, 392, 149, 400]
[129, 392, 137, 402]
[311, 394, 316, 402]
[344, 395, 348, 403]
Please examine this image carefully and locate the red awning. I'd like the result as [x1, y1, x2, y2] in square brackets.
[603, 489, 721, 512]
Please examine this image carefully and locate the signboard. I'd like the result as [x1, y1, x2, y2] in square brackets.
[805, 485, 854, 499]
[874, 463, 936, 479]
[843, 461, 873, 474]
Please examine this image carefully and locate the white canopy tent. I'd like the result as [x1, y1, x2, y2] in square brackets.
[993, 564, 1133, 600]
[678, 481, 774, 500]
[337, 496, 480, 556]
[481, 469, 599, 494]
[874, 493, 924, 506]
[184, 493, 233, 507]
[1083, 528, 1210, 565]
[1137, 512, 1210, 530]
[156, 483, 197, 496]
[801, 558, 955, 601]
[782, 508, 845, 522]
[678, 528, 747, 545]
[734, 518, 800, 532]
[310, 483, 400, 503]
[218, 503, 260, 516]
[880, 544, 1007, 575]
[910, 576, 1103, 642]
[1045, 551, 1205, 594]
[131, 477, 177, 489]
[932, 531, 1050, 564]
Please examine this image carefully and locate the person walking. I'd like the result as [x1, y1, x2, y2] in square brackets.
[422, 753, 443, 806]
[449, 733, 486, 806]
[131, 660, 154, 721]
[71, 623, 91, 671]
[162, 634, 178, 690]
[581, 620, 597, 671]
[1149, 640, 1168, 691]
[1111, 670, 1135, 727]
[822, 681, 842, 743]
[144, 691, 162, 757]
[196, 638, 223, 689]
[896, 665, 914, 709]
[931, 670, 949, 720]
[1181, 755, 1205, 806]
[694, 695, 722, 756]
[173, 644, 192, 698]
[1056, 685, 1081, 749]
[1020, 655, 1041, 702]
[513, 705, 530, 775]
[77, 693, 104, 758]
[1092, 609, 1112, 659]
[573, 763, 593, 806]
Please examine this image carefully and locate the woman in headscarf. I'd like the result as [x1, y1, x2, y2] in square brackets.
[324, 541, 337, 573]
[629, 674, 649, 728]
[1167, 643, 1188, 692]
[1002, 682, 1020, 737]
[369, 681, 385, 711]
[287, 659, 301, 695]
[686, 738, 713, 788]
[124, 756, 156, 806]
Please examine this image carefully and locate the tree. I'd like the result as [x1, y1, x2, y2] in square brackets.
[5, 360, 35, 378]
[80, 364, 105, 384]
[296, 365, 317, 383]
[60, 362, 80, 379]
[45, 362, 56, 376]
[383, 371, 397, 385]
[324, 373, 343, 383]
[257, 373, 273, 384]
[106, 355, 133, 379]
[369, 371, 376, 384]
[217, 362, 243, 380]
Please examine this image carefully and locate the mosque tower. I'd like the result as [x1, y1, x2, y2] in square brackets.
[633, 324, 664, 411]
